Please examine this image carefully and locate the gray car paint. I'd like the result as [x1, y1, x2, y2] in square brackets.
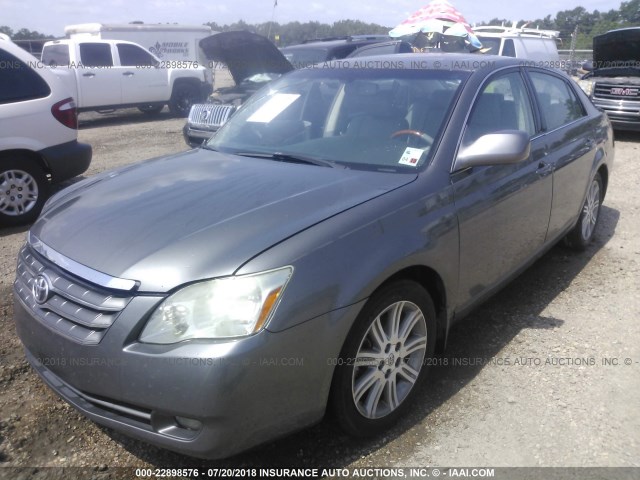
[14, 54, 615, 459]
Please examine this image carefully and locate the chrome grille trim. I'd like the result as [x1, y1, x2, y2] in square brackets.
[594, 82, 640, 101]
[15, 244, 133, 345]
[28, 232, 138, 291]
[187, 103, 236, 129]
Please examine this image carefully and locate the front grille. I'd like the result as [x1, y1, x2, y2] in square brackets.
[14, 245, 132, 345]
[594, 82, 640, 101]
[187, 103, 236, 129]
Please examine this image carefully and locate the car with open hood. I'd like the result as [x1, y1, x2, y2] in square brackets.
[183, 33, 394, 146]
[578, 27, 640, 131]
[183, 31, 294, 146]
[14, 54, 613, 459]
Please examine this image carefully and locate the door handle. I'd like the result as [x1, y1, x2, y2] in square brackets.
[536, 161, 553, 177]
[122, 71, 135, 77]
[82, 72, 95, 78]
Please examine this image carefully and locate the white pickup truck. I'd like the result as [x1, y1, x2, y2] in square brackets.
[41, 39, 212, 116]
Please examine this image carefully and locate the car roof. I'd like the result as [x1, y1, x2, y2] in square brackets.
[43, 38, 146, 47]
[282, 37, 390, 50]
[320, 52, 523, 72]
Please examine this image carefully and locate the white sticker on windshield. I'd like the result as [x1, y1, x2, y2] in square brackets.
[398, 147, 424, 167]
[247, 93, 301, 123]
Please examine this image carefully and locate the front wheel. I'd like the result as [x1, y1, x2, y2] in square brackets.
[0, 156, 49, 226]
[169, 83, 200, 117]
[564, 172, 603, 251]
[331, 280, 437, 437]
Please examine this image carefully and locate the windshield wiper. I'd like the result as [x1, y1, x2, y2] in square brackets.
[235, 151, 345, 169]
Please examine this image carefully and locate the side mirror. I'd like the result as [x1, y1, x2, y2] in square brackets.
[455, 130, 531, 171]
[582, 60, 593, 72]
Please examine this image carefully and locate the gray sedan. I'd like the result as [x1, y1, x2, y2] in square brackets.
[13, 54, 614, 459]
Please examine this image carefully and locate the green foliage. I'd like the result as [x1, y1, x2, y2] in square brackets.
[0, 26, 54, 40]
[479, 0, 640, 50]
[203, 19, 390, 46]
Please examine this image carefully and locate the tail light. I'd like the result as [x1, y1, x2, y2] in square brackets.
[51, 97, 78, 129]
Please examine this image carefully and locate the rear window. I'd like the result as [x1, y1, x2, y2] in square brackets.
[42, 44, 70, 67]
[0, 48, 51, 104]
[476, 37, 501, 55]
[117, 43, 157, 67]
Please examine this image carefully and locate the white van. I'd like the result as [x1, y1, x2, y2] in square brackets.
[64, 23, 214, 64]
[474, 25, 561, 64]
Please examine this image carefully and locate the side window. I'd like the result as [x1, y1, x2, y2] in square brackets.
[0, 48, 51, 104]
[117, 43, 157, 67]
[529, 71, 585, 131]
[502, 39, 516, 57]
[79, 43, 113, 67]
[463, 71, 535, 145]
[41, 44, 70, 67]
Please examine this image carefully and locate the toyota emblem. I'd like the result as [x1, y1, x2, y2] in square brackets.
[32, 275, 50, 305]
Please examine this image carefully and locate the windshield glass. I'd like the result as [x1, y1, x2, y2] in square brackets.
[208, 67, 468, 172]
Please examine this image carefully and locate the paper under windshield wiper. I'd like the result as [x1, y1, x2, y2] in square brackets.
[235, 151, 344, 168]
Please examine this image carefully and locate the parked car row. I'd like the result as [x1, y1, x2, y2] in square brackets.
[183, 28, 563, 147]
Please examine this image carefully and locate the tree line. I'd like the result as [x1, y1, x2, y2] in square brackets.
[2, 0, 639, 49]
[482, 0, 639, 49]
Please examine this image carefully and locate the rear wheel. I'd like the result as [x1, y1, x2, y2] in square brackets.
[0, 156, 49, 226]
[331, 280, 436, 437]
[169, 83, 199, 117]
[565, 172, 603, 251]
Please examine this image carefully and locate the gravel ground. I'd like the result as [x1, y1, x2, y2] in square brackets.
[0, 109, 638, 477]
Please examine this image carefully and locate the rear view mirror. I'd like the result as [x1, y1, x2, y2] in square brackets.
[455, 130, 531, 171]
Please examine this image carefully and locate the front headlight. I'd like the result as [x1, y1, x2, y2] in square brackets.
[577, 79, 594, 97]
[140, 267, 293, 344]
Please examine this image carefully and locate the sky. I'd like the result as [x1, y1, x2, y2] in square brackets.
[0, 0, 618, 37]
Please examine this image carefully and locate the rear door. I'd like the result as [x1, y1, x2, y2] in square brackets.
[526, 69, 596, 240]
[76, 42, 121, 108]
[452, 68, 552, 310]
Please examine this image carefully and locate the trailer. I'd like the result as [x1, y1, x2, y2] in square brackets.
[64, 23, 215, 64]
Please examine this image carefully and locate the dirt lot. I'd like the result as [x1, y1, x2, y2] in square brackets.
[0, 109, 638, 477]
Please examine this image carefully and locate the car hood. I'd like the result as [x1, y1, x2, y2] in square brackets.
[31, 149, 415, 293]
[200, 31, 294, 85]
[593, 28, 640, 66]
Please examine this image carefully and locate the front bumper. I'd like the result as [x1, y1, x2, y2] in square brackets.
[39, 140, 92, 183]
[182, 123, 217, 147]
[592, 97, 640, 131]
[13, 246, 361, 458]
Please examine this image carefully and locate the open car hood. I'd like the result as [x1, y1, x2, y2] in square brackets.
[200, 31, 294, 85]
[594, 28, 640, 66]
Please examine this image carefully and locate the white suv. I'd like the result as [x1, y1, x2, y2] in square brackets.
[474, 25, 561, 63]
[0, 35, 91, 225]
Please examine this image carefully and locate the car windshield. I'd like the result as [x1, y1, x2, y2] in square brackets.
[208, 67, 468, 172]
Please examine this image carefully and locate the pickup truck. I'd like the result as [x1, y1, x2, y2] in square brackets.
[41, 39, 212, 116]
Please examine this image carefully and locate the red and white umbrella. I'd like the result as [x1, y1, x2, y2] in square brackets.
[389, 0, 482, 49]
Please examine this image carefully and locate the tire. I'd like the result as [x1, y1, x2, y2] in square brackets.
[0, 155, 50, 226]
[169, 83, 199, 117]
[564, 172, 603, 251]
[138, 104, 164, 115]
[331, 280, 437, 437]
